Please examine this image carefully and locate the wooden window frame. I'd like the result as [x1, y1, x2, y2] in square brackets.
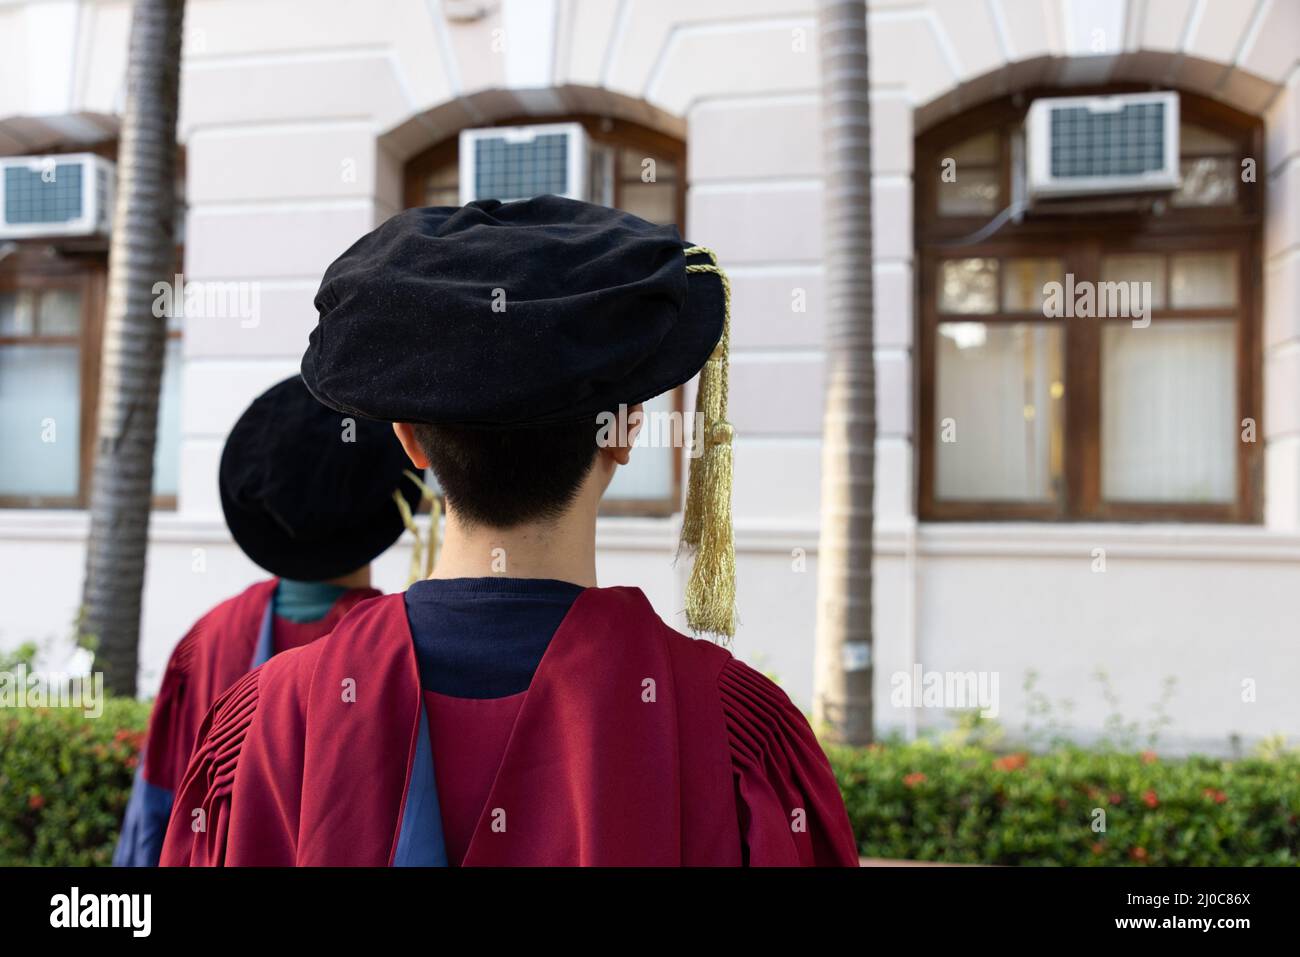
[916, 89, 1264, 524]
[403, 115, 688, 519]
[404, 114, 687, 227]
[0, 244, 183, 510]
[0, 249, 105, 509]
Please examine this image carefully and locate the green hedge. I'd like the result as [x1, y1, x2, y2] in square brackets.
[3, 700, 1298, 865]
[829, 740, 1300, 866]
[0, 698, 151, 866]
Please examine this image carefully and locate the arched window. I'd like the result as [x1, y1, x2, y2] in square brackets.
[403, 116, 686, 517]
[916, 90, 1262, 523]
[0, 143, 184, 509]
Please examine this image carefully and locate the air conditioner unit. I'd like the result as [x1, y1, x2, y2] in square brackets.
[1026, 92, 1179, 200]
[459, 123, 589, 204]
[0, 153, 115, 239]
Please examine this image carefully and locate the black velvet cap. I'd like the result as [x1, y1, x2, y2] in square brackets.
[219, 375, 422, 581]
[300, 195, 726, 427]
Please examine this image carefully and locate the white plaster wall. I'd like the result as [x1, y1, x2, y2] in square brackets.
[0, 0, 1297, 752]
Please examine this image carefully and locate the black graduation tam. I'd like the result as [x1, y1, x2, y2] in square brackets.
[300, 194, 726, 427]
[219, 375, 422, 581]
[301, 195, 738, 639]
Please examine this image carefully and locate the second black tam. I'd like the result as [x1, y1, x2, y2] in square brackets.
[219, 375, 422, 581]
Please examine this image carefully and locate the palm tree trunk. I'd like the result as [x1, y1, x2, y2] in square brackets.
[80, 0, 186, 697]
[813, 0, 875, 745]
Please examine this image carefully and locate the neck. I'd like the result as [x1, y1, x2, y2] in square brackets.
[322, 566, 371, 589]
[430, 505, 598, 587]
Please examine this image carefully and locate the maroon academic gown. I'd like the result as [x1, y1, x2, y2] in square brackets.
[159, 586, 860, 866]
[143, 579, 380, 798]
[114, 579, 381, 867]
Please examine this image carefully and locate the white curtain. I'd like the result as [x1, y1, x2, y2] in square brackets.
[153, 338, 183, 497]
[0, 345, 81, 497]
[935, 323, 1063, 501]
[1101, 320, 1236, 502]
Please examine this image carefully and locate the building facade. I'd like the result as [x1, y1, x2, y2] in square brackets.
[0, 0, 1297, 753]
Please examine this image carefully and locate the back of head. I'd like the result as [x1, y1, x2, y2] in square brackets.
[411, 419, 601, 529]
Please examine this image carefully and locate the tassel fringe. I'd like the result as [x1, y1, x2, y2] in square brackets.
[679, 245, 736, 642]
[395, 469, 442, 587]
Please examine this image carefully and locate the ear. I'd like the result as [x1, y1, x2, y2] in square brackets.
[392, 422, 430, 469]
[601, 403, 644, 467]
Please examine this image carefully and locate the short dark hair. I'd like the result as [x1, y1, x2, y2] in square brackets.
[412, 419, 601, 528]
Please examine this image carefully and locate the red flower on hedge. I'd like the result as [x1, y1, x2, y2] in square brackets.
[28, 794, 45, 810]
[1142, 790, 1159, 808]
[1140, 750, 1158, 764]
[1108, 792, 1123, 805]
[1203, 788, 1227, 804]
[1130, 846, 1148, 862]
[1091, 841, 1105, 856]
[903, 772, 927, 788]
[993, 753, 1027, 771]
[126, 755, 139, 770]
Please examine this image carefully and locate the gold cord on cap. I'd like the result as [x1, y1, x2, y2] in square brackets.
[679, 245, 736, 641]
[394, 469, 442, 586]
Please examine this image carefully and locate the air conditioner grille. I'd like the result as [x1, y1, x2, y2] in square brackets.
[1048, 101, 1166, 179]
[473, 132, 570, 201]
[4, 162, 84, 225]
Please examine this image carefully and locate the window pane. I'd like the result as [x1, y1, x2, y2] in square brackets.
[588, 144, 615, 206]
[604, 389, 675, 502]
[421, 160, 458, 207]
[1173, 157, 1237, 207]
[1180, 123, 1236, 155]
[947, 132, 999, 165]
[1101, 254, 1166, 310]
[937, 167, 999, 216]
[38, 288, 82, 336]
[1102, 321, 1236, 503]
[0, 290, 36, 335]
[938, 258, 998, 314]
[153, 338, 183, 497]
[935, 323, 1064, 501]
[0, 344, 80, 497]
[1171, 252, 1237, 308]
[618, 182, 676, 225]
[426, 161, 457, 188]
[1002, 258, 1063, 312]
[425, 185, 458, 206]
[620, 150, 676, 183]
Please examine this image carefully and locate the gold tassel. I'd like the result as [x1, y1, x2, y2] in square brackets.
[395, 469, 442, 587]
[678, 246, 736, 642]
[392, 489, 421, 586]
